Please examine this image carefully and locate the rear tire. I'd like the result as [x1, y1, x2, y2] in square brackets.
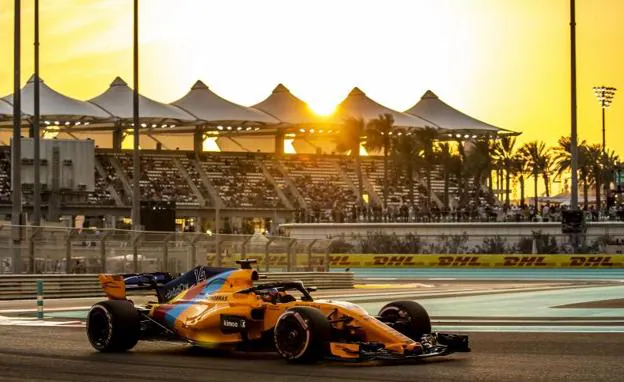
[273, 307, 330, 363]
[378, 300, 431, 340]
[86, 300, 140, 352]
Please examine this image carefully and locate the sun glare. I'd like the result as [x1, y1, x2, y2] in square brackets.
[284, 139, 297, 154]
[202, 137, 221, 152]
[307, 102, 337, 116]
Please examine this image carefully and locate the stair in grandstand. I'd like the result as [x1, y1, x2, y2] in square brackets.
[336, 157, 381, 206]
[262, 158, 306, 209]
[196, 153, 285, 209]
[279, 155, 358, 213]
[255, 158, 294, 210]
[361, 157, 421, 208]
[171, 157, 208, 207]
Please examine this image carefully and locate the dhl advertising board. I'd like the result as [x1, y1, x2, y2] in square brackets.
[207, 254, 624, 268]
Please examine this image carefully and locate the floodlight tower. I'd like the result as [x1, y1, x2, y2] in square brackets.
[592, 86, 617, 153]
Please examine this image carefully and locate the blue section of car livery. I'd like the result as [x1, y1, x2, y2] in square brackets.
[163, 271, 233, 328]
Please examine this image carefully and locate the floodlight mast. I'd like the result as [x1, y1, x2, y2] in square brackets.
[592, 85, 617, 153]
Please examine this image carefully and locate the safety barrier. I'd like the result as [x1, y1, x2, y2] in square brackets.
[0, 272, 354, 300]
[327, 254, 624, 268]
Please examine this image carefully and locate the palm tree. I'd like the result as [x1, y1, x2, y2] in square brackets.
[391, 129, 421, 206]
[492, 136, 519, 207]
[519, 141, 552, 210]
[553, 136, 592, 208]
[413, 126, 439, 209]
[601, 149, 620, 201]
[365, 113, 394, 208]
[511, 154, 526, 207]
[435, 142, 455, 209]
[335, 117, 366, 206]
[461, 138, 492, 203]
[585, 144, 604, 209]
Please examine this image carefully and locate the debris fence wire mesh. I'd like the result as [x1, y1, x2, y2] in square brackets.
[0, 225, 333, 274]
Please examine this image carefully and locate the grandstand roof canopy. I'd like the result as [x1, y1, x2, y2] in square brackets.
[1, 75, 113, 122]
[253, 84, 341, 126]
[336, 87, 437, 129]
[405, 90, 517, 135]
[172, 80, 280, 126]
[89, 77, 196, 125]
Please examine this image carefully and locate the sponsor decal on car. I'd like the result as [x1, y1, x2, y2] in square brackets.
[220, 314, 247, 333]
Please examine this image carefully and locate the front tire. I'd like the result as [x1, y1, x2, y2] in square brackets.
[378, 300, 432, 340]
[273, 307, 331, 363]
[86, 300, 140, 352]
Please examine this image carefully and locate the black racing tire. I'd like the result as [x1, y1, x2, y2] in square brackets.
[273, 307, 331, 363]
[86, 300, 140, 352]
[378, 300, 432, 340]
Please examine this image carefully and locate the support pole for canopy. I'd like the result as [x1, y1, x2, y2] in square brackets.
[33, 0, 41, 228]
[11, 0, 23, 273]
[131, 0, 141, 232]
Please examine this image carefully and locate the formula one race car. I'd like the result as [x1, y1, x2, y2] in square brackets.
[86, 260, 469, 363]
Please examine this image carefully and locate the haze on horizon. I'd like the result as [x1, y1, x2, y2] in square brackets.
[0, 0, 623, 160]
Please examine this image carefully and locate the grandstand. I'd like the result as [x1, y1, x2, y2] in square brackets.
[0, 76, 513, 233]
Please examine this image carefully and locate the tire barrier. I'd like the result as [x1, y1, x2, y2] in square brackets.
[0, 272, 355, 300]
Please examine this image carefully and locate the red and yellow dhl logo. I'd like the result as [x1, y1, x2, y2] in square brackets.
[367, 256, 422, 266]
[436, 256, 482, 267]
[567, 256, 618, 267]
[499, 256, 552, 267]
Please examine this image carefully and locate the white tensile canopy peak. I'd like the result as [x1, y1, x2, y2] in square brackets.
[89, 77, 196, 124]
[253, 84, 338, 126]
[405, 90, 502, 133]
[172, 80, 279, 125]
[1, 75, 112, 121]
[336, 87, 436, 129]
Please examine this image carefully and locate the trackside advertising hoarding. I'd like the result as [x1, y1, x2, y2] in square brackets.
[205, 254, 624, 268]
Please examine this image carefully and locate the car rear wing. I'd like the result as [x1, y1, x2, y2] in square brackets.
[98, 272, 175, 301]
[99, 266, 236, 303]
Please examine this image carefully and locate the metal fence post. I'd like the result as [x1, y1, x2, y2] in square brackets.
[99, 231, 112, 274]
[64, 229, 73, 274]
[241, 235, 252, 260]
[286, 239, 297, 272]
[264, 237, 276, 273]
[306, 239, 318, 271]
[163, 233, 173, 272]
[132, 232, 143, 273]
[215, 237, 225, 267]
[28, 227, 42, 274]
[324, 238, 340, 272]
[191, 234, 203, 267]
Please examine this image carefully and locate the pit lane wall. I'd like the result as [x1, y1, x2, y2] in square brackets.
[325, 254, 624, 268]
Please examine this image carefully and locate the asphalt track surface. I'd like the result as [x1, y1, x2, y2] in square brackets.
[1, 279, 623, 381]
[0, 326, 623, 382]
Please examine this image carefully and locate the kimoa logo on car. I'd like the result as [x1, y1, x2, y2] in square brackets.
[222, 319, 246, 328]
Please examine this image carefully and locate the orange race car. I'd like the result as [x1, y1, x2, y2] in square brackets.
[86, 260, 470, 363]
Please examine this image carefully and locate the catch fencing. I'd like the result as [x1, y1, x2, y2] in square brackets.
[0, 225, 334, 274]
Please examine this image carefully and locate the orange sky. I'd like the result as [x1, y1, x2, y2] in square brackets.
[0, 0, 623, 160]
